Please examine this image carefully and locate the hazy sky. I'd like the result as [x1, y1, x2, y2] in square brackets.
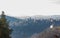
[0, 0, 60, 17]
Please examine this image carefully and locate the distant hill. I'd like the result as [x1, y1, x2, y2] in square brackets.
[3, 15, 60, 38]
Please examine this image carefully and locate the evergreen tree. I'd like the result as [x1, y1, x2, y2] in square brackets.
[0, 11, 12, 38]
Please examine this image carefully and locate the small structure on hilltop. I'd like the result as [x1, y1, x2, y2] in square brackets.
[50, 24, 54, 29]
[50, 18, 54, 29]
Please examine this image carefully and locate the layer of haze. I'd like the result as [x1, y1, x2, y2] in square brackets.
[0, 0, 60, 17]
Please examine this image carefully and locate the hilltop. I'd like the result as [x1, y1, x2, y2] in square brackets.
[31, 26, 60, 38]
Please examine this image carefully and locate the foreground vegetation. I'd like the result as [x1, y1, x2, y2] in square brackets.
[0, 11, 12, 38]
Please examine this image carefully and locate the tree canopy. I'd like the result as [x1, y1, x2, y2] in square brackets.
[0, 11, 12, 38]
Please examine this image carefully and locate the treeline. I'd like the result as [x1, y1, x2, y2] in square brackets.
[0, 11, 12, 38]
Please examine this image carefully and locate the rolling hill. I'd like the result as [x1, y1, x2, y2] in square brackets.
[4, 15, 60, 38]
[31, 26, 60, 38]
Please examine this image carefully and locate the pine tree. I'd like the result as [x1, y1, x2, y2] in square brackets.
[0, 11, 12, 38]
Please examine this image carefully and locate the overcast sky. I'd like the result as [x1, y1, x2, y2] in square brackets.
[0, 0, 60, 17]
